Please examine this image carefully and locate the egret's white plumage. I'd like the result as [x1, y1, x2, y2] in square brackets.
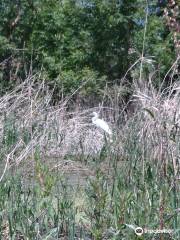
[92, 112, 112, 135]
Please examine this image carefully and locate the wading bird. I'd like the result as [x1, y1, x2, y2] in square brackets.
[92, 112, 112, 136]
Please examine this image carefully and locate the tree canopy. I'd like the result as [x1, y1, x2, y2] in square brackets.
[0, 0, 179, 98]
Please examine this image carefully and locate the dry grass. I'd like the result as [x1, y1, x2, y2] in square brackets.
[0, 75, 118, 182]
[0, 71, 180, 182]
[131, 79, 180, 177]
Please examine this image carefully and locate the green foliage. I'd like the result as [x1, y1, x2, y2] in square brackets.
[1, 0, 178, 95]
[0, 0, 137, 96]
[132, 0, 176, 85]
[85, 169, 110, 239]
[34, 150, 56, 197]
[2, 113, 18, 149]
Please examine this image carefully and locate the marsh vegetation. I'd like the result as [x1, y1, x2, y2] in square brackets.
[0, 0, 180, 239]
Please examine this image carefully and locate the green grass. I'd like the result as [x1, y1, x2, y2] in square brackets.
[0, 138, 179, 239]
[0, 153, 179, 239]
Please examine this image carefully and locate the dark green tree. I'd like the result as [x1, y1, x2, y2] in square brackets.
[0, 0, 178, 97]
[0, 0, 137, 96]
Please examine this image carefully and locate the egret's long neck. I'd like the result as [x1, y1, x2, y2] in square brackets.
[92, 116, 97, 123]
[92, 114, 98, 123]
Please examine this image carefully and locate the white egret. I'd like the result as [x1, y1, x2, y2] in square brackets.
[92, 112, 112, 136]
